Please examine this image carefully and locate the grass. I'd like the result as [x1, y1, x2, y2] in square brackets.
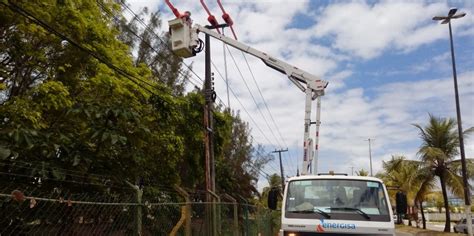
[396, 224, 462, 235]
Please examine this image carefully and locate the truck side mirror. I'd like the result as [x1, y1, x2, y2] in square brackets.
[396, 191, 407, 214]
[268, 188, 278, 210]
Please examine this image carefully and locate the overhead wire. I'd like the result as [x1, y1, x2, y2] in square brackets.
[114, 1, 228, 112]
[4, 0, 275, 185]
[211, 61, 281, 175]
[240, 52, 297, 176]
[117, 0, 205, 84]
[0, 1, 218, 147]
[1, 1, 160, 96]
[224, 45, 296, 175]
[98, 0, 205, 92]
[98, 2, 223, 109]
[224, 46, 283, 149]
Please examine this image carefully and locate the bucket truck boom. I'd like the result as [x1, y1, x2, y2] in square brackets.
[168, 17, 328, 175]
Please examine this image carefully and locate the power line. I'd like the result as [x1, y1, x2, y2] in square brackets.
[2, 1, 158, 96]
[1, 1, 216, 139]
[98, 2, 240, 133]
[105, 2, 227, 112]
[211, 61, 281, 174]
[224, 46, 296, 174]
[240, 52, 297, 175]
[225, 46, 282, 148]
[116, 0, 204, 84]
[110, 2, 236, 117]
[98, 0, 205, 97]
[4, 1, 267, 186]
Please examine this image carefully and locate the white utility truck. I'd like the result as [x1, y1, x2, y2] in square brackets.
[166, 7, 395, 235]
[271, 174, 395, 235]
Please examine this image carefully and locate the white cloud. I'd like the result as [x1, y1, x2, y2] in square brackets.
[126, 0, 474, 191]
[313, 1, 473, 59]
[316, 71, 474, 176]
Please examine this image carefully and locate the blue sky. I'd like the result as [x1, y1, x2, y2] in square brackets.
[128, 0, 474, 190]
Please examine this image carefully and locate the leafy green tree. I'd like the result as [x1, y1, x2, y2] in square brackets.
[216, 111, 272, 199]
[0, 0, 271, 208]
[114, 3, 188, 95]
[0, 0, 182, 190]
[413, 114, 474, 232]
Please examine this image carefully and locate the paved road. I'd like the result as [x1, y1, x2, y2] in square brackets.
[396, 232, 414, 236]
[425, 222, 449, 232]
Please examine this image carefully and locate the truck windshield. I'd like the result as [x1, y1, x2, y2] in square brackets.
[285, 179, 391, 221]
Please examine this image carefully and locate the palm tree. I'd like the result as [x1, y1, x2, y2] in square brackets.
[380, 155, 435, 228]
[355, 169, 369, 176]
[413, 114, 474, 232]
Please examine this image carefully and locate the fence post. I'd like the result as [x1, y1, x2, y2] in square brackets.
[207, 190, 220, 236]
[173, 185, 191, 236]
[126, 181, 142, 236]
[238, 195, 249, 236]
[222, 194, 239, 236]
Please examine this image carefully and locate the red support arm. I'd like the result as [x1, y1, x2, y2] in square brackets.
[216, 0, 237, 40]
[200, 0, 221, 33]
[165, 0, 181, 18]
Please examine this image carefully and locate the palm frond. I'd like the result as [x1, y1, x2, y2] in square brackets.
[444, 169, 464, 198]
[463, 126, 474, 136]
[448, 159, 474, 180]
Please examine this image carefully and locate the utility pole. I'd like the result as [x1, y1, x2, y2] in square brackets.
[204, 32, 217, 236]
[273, 149, 288, 191]
[350, 166, 354, 176]
[204, 33, 214, 196]
[366, 138, 373, 176]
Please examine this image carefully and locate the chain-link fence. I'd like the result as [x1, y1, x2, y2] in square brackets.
[0, 182, 277, 236]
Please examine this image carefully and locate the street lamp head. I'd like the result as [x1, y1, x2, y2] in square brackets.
[452, 12, 467, 19]
[433, 8, 466, 24]
[448, 8, 458, 16]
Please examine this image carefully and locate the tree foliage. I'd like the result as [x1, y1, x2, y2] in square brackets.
[378, 115, 474, 232]
[412, 114, 474, 232]
[0, 0, 268, 201]
[355, 169, 369, 176]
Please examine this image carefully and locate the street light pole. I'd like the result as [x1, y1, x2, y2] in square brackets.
[433, 8, 470, 236]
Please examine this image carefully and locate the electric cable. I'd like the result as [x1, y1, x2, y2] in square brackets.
[224, 46, 293, 174]
[98, 0, 204, 92]
[3, 1, 270, 189]
[240, 52, 297, 175]
[225, 46, 283, 149]
[211, 61, 281, 175]
[0, 1, 215, 144]
[117, 0, 205, 83]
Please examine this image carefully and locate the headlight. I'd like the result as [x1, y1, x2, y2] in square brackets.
[288, 233, 297, 236]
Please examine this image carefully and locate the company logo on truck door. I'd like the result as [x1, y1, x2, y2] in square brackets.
[316, 219, 356, 232]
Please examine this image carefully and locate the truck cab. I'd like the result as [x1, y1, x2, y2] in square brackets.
[273, 174, 395, 235]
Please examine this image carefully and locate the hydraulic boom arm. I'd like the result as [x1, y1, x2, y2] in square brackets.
[194, 24, 328, 96]
[168, 17, 328, 175]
